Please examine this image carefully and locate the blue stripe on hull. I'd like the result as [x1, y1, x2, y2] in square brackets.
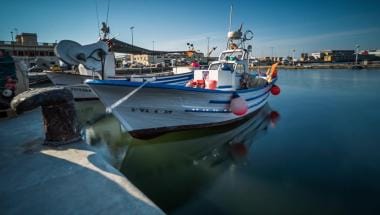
[217, 85, 233, 89]
[87, 79, 273, 94]
[154, 76, 193, 84]
[155, 73, 193, 81]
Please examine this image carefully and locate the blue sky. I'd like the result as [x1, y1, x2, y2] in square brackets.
[1, 0, 379, 57]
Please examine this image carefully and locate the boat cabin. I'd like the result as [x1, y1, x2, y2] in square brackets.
[192, 49, 251, 90]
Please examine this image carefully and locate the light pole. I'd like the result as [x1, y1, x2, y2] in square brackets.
[207, 37, 210, 62]
[207, 37, 210, 55]
[10, 31, 15, 53]
[152, 40, 155, 64]
[292, 49, 296, 66]
[355, 44, 360, 65]
[130, 26, 134, 46]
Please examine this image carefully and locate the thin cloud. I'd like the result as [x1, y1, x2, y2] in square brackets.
[260, 27, 380, 47]
[159, 32, 225, 51]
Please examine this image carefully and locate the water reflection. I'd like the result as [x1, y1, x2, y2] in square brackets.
[74, 100, 106, 125]
[81, 102, 279, 213]
[123, 105, 278, 213]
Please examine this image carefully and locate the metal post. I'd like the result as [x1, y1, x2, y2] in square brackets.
[11, 87, 81, 146]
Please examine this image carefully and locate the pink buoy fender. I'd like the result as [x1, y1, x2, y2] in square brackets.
[230, 92, 248, 116]
[196, 79, 205, 88]
[271, 85, 281, 96]
[185, 80, 197, 88]
[206, 80, 217, 90]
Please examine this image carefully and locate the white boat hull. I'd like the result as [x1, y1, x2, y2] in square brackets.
[87, 79, 273, 138]
[46, 72, 98, 100]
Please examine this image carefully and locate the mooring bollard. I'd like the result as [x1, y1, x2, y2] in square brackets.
[10, 87, 81, 146]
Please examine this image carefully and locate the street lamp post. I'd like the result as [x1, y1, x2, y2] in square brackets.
[207, 37, 210, 63]
[292, 49, 296, 66]
[355, 44, 360, 65]
[130, 26, 134, 46]
[152, 40, 155, 64]
[10, 31, 16, 54]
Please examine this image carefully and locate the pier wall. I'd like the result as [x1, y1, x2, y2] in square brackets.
[0, 109, 164, 214]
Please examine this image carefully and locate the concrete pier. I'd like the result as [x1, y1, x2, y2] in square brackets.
[0, 109, 164, 214]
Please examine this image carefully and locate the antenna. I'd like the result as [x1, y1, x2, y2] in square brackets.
[95, 0, 101, 38]
[229, 5, 233, 32]
[106, 0, 111, 26]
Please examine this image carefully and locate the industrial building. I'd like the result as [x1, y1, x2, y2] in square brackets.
[322, 50, 355, 62]
[0, 33, 58, 67]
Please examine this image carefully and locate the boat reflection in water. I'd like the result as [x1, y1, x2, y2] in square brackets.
[84, 103, 279, 213]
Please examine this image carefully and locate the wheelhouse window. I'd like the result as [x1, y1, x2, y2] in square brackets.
[209, 63, 220, 70]
[219, 50, 244, 61]
[209, 63, 235, 71]
[235, 63, 245, 74]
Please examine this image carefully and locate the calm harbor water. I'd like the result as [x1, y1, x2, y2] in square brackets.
[80, 69, 380, 214]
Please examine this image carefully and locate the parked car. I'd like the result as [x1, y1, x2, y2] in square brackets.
[152, 63, 163, 68]
[50, 65, 61, 72]
[28, 65, 44, 73]
[130, 63, 144, 68]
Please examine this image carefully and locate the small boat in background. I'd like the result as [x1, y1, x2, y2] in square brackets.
[49, 40, 193, 100]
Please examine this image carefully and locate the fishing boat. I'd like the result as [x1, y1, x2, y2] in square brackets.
[82, 26, 281, 138]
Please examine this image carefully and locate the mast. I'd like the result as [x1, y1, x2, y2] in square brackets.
[229, 5, 233, 32]
[95, 0, 101, 39]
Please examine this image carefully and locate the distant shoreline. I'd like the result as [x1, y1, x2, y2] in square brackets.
[251, 63, 380, 70]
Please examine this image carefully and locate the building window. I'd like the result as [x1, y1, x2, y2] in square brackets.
[49, 52, 54, 56]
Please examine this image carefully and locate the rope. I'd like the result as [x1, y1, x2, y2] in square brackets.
[106, 80, 149, 113]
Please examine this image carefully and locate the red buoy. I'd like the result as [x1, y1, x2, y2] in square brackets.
[230, 92, 248, 115]
[271, 85, 281, 95]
